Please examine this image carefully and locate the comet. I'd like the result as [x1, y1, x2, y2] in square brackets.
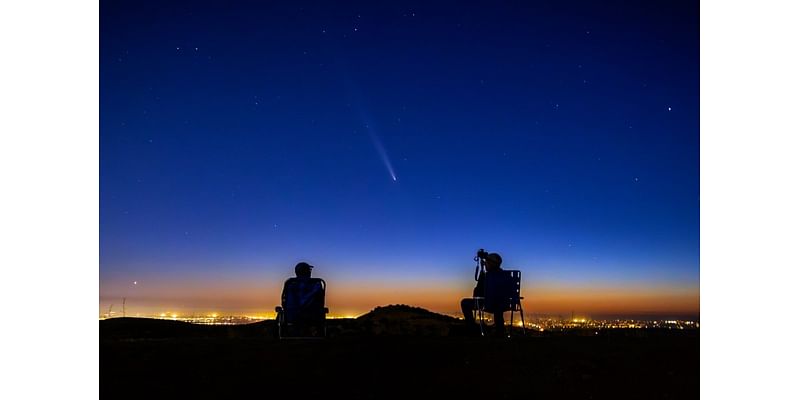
[323, 41, 400, 181]
[364, 122, 397, 182]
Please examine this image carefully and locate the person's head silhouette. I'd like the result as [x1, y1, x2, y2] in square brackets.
[484, 253, 503, 272]
[294, 262, 314, 278]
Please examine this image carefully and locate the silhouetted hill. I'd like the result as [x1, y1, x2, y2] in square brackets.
[358, 304, 459, 321]
[355, 304, 460, 336]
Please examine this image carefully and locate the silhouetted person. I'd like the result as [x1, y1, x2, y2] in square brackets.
[276, 262, 326, 336]
[282, 262, 323, 307]
[461, 252, 506, 336]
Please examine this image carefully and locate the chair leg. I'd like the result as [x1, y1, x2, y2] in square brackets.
[509, 310, 514, 338]
[477, 308, 482, 336]
[519, 304, 526, 336]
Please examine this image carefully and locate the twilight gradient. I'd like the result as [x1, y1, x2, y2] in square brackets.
[101, 0, 699, 318]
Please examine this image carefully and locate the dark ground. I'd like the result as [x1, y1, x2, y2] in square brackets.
[101, 306, 698, 399]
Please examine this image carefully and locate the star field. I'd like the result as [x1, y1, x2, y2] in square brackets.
[101, 0, 699, 317]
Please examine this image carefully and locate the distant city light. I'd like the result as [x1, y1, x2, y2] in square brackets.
[101, 311, 698, 332]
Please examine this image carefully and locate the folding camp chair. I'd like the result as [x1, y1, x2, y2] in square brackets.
[473, 270, 525, 337]
[275, 277, 328, 339]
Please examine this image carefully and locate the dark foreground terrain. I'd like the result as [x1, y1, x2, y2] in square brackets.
[101, 306, 698, 399]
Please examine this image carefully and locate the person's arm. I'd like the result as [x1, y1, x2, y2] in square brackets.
[281, 278, 295, 306]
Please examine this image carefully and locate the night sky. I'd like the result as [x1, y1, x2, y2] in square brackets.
[100, 0, 699, 318]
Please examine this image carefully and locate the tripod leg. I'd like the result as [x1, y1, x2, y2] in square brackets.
[478, 307, 485, 336]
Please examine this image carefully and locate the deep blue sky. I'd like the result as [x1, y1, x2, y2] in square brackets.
[100, 0, 699, 315]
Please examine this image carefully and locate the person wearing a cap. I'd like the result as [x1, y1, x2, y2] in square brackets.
[460, 252, 506, 336]
[294, 262, 314, 279]
[280, 262, 324, 315]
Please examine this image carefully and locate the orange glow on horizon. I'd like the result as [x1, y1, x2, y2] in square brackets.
[100, 279, 698, 318]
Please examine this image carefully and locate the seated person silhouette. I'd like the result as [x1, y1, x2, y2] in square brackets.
[275, 262, 327, 337]
[461, 252, 507, 336]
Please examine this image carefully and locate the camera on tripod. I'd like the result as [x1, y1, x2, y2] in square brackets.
[474, 248, 490, 281]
